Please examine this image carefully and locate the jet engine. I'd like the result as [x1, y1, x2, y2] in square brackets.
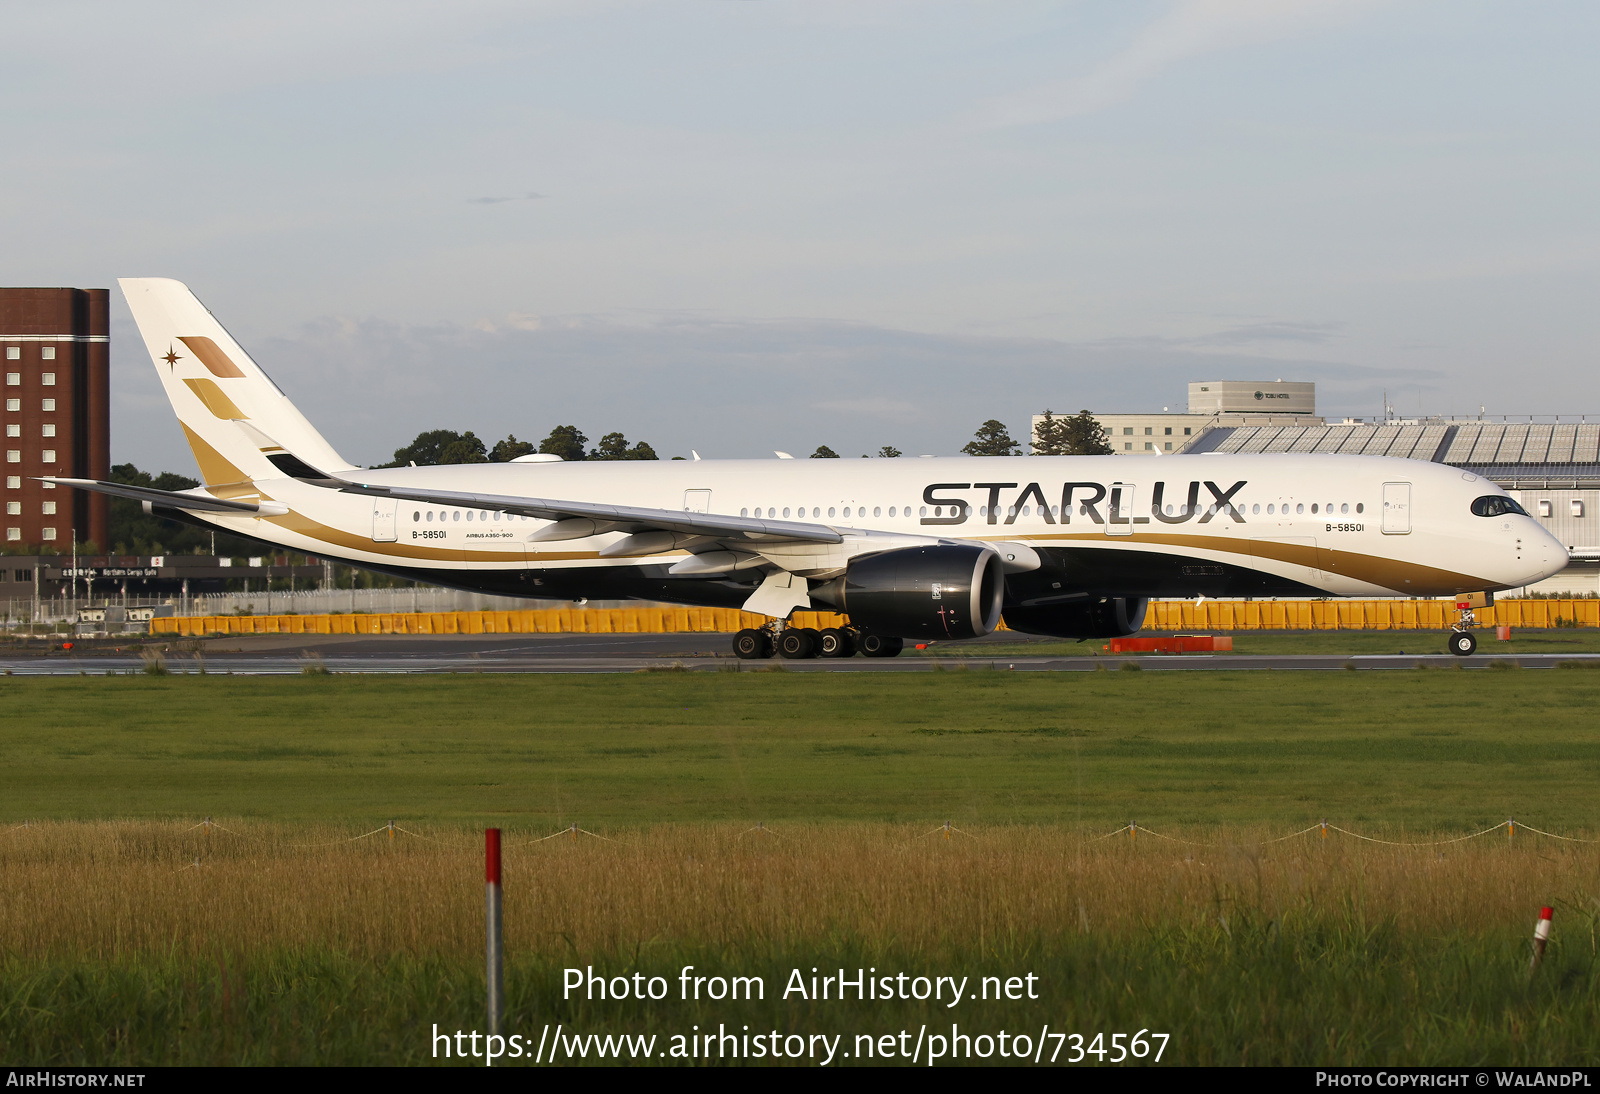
[815, 545, 1005, 640]
[1002, 596, 1149, 639]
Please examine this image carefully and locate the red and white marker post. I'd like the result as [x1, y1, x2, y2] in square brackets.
[486, 828, 504, 1033]
[1530, 906, 1553, 974]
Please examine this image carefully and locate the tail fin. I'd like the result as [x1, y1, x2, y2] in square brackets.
[118, 278, 355, 486]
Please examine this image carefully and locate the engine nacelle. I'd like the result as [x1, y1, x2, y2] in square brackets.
[1002, 596, 1149, 639]
[819, 545, 1005, 640]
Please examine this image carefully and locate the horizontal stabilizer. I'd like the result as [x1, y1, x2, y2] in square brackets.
[41, 477, 288, 516]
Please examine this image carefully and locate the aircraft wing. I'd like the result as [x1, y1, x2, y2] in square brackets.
[40, 477, 287, 515]
[331, 479, 845, 546]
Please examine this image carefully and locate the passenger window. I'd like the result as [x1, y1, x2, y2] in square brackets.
[453, 511, 461, 521]
[1341, 503, 1349, 514]
[1251, 503, 1260, 514]
[1356, 503, 1364, 514]
[740, 508, 747, 517]
[920, 506, 927, 517]
[873, 507, 881, 517]
[829, 507, 836, 517]
[888, 507, 896, 517]
[413, 511, 420, 521]
[1296, 504, 1304, 514]
[426, 511, 433, 522]
[783, 507, 791, 517]
[466, 511, 474, 521]
[1267, 504, 1274, 514]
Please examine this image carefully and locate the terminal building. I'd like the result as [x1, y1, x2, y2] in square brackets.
[0, 288, 110, 550]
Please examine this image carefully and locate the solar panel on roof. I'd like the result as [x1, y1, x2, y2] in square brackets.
[1286, 428, 1324, 452]
[1548, 425, 1578, 463]
[1466, 427, 1504, 463]
[1521, 424, 1554, 464]
[1575, 425, 1600, 462]
[1239, 427, 1281, 453]
[1443, 425, 1481, 463]
[1493, 425, 1531, 463]
[1357, 428, 1396, 456]
[1217, 428, 1253, 452]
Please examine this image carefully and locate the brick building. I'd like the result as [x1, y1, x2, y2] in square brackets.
[1, 288, 109, 549]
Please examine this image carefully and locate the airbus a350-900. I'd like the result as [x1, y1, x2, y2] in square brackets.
[52, 279, 1567, 659]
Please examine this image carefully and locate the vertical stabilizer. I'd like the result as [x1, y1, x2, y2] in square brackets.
[118, 278, 355, 485]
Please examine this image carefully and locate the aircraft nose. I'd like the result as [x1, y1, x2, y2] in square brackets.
[1524, 523, 1568, 584]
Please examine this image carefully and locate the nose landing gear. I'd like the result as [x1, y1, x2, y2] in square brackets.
[1448, 596, 1484, 656]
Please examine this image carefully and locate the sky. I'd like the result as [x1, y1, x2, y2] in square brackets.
[2, 1, 1597, 471]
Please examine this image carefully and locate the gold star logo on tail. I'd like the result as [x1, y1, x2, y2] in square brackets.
[162, 346, 180, 367]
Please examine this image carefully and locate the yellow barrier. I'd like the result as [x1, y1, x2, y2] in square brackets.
[153, 607, 855, 638]
[151, 600, 1599, 638]
[1142, 599, 1600, 631]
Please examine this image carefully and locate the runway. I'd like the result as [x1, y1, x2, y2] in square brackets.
[3, 631, 1597, 674]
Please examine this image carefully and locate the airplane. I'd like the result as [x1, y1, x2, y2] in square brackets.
[50, 278, 1568, 659]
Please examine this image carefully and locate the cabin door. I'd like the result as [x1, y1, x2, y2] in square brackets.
[372, 498, 398, 542]
[1381, 483, 1411, 534]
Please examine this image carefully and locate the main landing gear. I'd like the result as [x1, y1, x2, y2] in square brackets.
[732, 625, 904, 660]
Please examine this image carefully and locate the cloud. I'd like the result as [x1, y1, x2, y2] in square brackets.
[466, 191, 548, 205]
[969, 0, 1382, 128]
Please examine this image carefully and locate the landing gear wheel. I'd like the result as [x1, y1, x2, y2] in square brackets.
[1449, 631, 1477, 657]
[859, 634, 905, 658]
[818, 627, 855, 658]
[778, 628, 821, 659]
[733, 629, 773, 659]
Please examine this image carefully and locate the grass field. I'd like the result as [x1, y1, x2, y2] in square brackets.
[3, 673, 1600, 1066]
[1, 671, 1599, 828]
[2, 824, 1598, 1065]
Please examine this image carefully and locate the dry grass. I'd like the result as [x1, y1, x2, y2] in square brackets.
[4, 822, 1596, 961]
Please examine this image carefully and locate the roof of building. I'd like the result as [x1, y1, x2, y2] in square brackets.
[1182, 421, 1600, 487]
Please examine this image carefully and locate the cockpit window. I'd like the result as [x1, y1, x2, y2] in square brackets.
[1470, 495, 1528, 518]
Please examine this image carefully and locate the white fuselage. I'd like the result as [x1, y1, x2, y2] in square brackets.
[192, 452, 1565, 600]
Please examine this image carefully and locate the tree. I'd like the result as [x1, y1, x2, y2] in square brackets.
[961, 419, 1021, 457]
[538, 425, 588, 462]
[878, 446, 902, 458]
[810, 445, 840, 458]
[381, 429, 474, 467]
[1056, 409, 1107, 454]
[489, 434, 536, 462]
[438, 431, 488, 464]
[589, 432, 659, 461]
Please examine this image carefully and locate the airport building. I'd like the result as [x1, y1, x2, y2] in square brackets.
[0, 288, 110, 550]
[1034, 380, 1324, 454]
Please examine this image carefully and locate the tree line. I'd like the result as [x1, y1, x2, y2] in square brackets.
[377, 426, 657, 466]
[381, 409, 1110, 467]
